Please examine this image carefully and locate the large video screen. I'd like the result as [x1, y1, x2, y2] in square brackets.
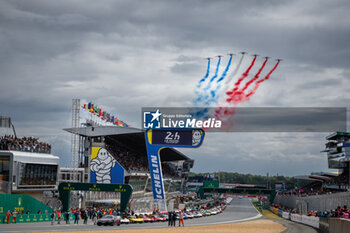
[17, 163, 58, 187]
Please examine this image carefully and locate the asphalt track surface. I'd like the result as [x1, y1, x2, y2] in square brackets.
[0, 198, 262, 232]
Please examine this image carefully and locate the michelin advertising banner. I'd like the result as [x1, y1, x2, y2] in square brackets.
[144, 128, 205, 202]
[90, 147, 124, 184]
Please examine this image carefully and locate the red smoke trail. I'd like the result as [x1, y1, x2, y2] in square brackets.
[214, 106, 237, 130]
[241, 57, 268, 92]
[226, 56, 257, 96]
[216, 59, 280, 131]
[246, 60, 280, 97]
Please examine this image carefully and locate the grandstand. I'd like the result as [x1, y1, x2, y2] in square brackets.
[64, 124, 194, 209]
[0, 117, 59, 205]
[274, 132, 350, 214]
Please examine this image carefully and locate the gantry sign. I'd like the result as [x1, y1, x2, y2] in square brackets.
[58, 182, 133, 213]
[198, 187, 276, 203]
[145, 128, 205, 203]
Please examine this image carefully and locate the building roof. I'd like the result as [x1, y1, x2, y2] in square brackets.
[64, 126, 193, 162]
[294, 175, 323, 181]
[64, 126, 142, 137]
[0, 150, 59, 164]
[326, 131, 350, 140]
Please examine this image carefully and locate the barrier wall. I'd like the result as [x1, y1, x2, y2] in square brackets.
[282, 211, 289, 219]
[0, 213, 74, 224]
[274, 191, 350, 212]
[329, 218, 350, 233]
[0, 194, 53, 215]
[301, 215, 319, 228]
[290, 213, 303, 223]
[319, 217, 329, 233]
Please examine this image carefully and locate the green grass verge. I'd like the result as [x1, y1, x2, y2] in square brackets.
[251, 201, 283, 219]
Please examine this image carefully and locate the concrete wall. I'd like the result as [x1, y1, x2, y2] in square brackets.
[274, 191, 350, 212]
[329, 218, 350, 233]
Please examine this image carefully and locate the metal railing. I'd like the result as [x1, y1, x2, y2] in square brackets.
[274, 191, 350, 212]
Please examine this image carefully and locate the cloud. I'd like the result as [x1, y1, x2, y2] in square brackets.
[1, 0, 349, 176]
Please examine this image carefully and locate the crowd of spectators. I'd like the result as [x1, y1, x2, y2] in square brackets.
[106, 143, 148, 172]
[279, 180, 348, 197]
[0, 135, 51, 154]
[106, 142, 179, 178]
[273, 203, 350, 219]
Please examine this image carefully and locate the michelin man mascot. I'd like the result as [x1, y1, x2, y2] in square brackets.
[90, 148, 116, 183]
[192, 130, 202, 146]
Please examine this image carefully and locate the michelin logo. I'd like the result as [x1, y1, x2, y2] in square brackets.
[144, 109, 162, 129]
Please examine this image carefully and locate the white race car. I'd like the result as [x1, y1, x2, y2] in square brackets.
[120, 218, 130, 224]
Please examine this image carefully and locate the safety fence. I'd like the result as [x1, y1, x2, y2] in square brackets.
[274, 191, 350, 213]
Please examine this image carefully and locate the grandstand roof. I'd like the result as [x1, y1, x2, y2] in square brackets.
[64, 126, 193, 163]
[64, 126, 142, 137]
[294, 175, 323, 181]
[326, 131, 350, 140]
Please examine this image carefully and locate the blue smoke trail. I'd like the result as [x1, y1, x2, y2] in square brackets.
[197, 59, 211, 88]
[194, 58, 220, 106]
[204, 56, 233, 105]
[204, 57, 221, 91]
[216, 55, 233, 84]
[193, 59, 211, 105]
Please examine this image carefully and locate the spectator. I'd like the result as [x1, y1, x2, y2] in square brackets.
[65, 211, 70, 224]
[51, 211, 55, 225]
[6, 210, 11, 224]
[0, 135, 51, 154]
[57, 211, 61, 224]
[74, 210, 80, 224]
[92, 210, 97, 225]
[12, 210, 17, 224]
[168, 212, 172, 227]
[178, 210, 184, 227]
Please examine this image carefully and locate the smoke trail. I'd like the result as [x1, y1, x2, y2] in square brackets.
[193, 59, 211, 105]
[204, 57, 221, 91]
[226, 56, 257, 95]
[246, 60, 280, 97]
[224, 53, 245, 87]
[197, 59, 211, 88]
[241, 57, 268, 92]
[204, 56, 233, 105]
[216, 55, 233, 84]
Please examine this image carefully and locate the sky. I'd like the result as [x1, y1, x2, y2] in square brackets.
[0, 0, 349, 176]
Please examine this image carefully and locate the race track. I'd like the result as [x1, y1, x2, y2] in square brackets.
[0, 198, 262, 232]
